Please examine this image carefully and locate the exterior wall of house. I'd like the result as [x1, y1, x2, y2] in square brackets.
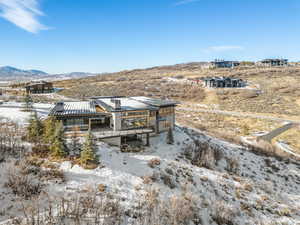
[211, 61, 240, 68]
[26, 83, 54, 94]
[112, 112, 122, 131]
[157, 106, 175, 132]
[259, 60, 288, 67]
[149, 110, 158, 133]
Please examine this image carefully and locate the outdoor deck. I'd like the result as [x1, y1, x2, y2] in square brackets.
[93, 128, 153, 139]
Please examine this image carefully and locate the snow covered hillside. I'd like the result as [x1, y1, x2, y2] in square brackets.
[0, 102, 53, 124]
[0, 125, 299, 224]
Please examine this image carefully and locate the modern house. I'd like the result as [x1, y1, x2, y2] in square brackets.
[203, 77, 246, 88]
[259, 59, 288, 67]
[49, 96, 178, 146]
[210, 60, 240, 68]
[25, 81, 54, 94]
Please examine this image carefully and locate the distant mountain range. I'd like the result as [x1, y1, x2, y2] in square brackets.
[0, 66, 48, 77]
[0, 66, 95, 81]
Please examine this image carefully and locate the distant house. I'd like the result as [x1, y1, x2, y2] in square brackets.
[259, 59, 288, 67]
[203, 77, 246, 88]
[210, 60, 240, 68]
[0, 82, 9, 96]
[49, 96, 178, 146]
[25, 81, 54, 94]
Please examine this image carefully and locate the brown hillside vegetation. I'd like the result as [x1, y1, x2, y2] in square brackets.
[55, 64, 300, 154]
[56, 64, 300, 115]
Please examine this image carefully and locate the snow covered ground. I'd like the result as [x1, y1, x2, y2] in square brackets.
[0, 122, 299, 224]
[0, 102, 53, 124]
[58, 127, 300, 224]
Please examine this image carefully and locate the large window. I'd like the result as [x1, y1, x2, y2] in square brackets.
[159, 107, 174, 115]
[64, 118, 86, 126]
[121, 111, 148, 117]
[121, 118, 147, 130]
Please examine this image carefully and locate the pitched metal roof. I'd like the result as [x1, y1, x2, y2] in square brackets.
[49, 96, 178, 116]
[49, 101, 97, 116]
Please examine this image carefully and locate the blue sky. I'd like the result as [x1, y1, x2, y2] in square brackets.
[0, 0, 300, 74]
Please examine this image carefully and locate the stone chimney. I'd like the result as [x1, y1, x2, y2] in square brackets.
[56, 101, 64, 112]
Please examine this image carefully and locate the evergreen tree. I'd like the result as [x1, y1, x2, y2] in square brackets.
[50, 121, 67, 158]
[43, 116, 57, 144]
[69, 126, 82, 156]
[166, 127, 174, 145]
[80, 131, 98, 165]
[23, 94, 33, 112]
[27, 110, 44, 143]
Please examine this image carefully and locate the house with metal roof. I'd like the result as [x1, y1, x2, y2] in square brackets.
[49, 96, 178, 146]
[259, 58, 288, 67]
[25, 81, 54, 94]
[203, 77, 246, 88]
[210, 60, 240, 69]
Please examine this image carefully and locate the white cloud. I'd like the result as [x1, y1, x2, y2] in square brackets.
[174, 0, 200, 6]
[204, 45, 244, 53]
[0, 0, 48, 33]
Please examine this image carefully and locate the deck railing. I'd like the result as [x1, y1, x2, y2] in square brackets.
[93, 128, 154, 139]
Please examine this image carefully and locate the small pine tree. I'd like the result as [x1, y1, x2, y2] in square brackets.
[69, 126, 82, 156]
[166, 127, 174, 145]
[27, 110, 44, 143]
[80, 131, 98, 166]
[50, 121, 67, 158]
[23, 94, 33, 112]
[43, 116, 57, 144]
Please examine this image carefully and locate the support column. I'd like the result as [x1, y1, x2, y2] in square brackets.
[88, 118, 91, 131]
[146, 133, 150, 146]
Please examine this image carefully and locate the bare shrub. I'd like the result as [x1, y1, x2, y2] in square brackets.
[183, 140, 224, 170]
[160, 172, 176, 189]
[40, 168, 65, 183]
[148, 158, 161, 168]
[248, 140, 298, 161]
[4, 160, 43, 199]
[31, 144, 50, 158]
[0, 120, 26, 159]
[134, 188, 201, 225]
[212, 200, 238, 225]
[97, 183, 106, 192]
[226, 157, 239, 174]
[16, 191, 124, 225]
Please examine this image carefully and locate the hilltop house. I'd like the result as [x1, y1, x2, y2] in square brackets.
[203, 77, 246, 88]
[49, 96, 178, 146]
[210, 60, 240, 68]
[259, 59, 288, 67]
[25, 81, 54, 94]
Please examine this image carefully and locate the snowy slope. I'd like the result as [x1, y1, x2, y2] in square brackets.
[0, 102, 53, 124]
[0, 125, 299, 224]
[54, 127, 300, 225]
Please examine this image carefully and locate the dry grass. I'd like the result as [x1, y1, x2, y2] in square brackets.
[55, 64, 300, 157]
[177, 110, 280, 137]
[273, 128, 300, 154]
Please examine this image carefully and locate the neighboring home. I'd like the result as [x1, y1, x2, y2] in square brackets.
[49, 96, 178, 146]
[0, 81, 9, 96]
[210, 60, 240, 68]
[203, 77, 246, 88]
[25, 81, 54, 94]
[259, 59, 288, 67]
